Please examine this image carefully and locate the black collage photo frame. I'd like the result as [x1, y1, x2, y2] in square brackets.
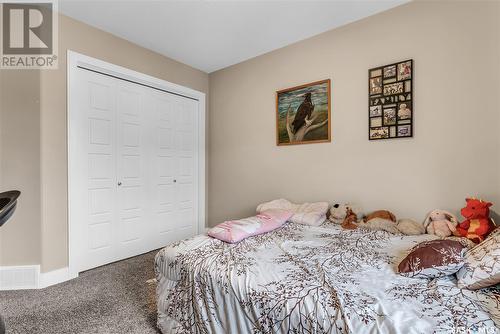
[368, 59, 413, 140]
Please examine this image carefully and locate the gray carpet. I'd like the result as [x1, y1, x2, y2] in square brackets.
[0, 251, 160, 334]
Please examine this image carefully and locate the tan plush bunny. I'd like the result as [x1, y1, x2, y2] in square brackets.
[423, 209, 458, 238]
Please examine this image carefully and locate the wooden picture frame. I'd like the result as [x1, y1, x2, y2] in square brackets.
[368, 59, 413, 140]
[276, 79, 331, 146]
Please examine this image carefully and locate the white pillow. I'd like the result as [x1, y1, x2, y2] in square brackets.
[456, 232, 500, 290]
[256, 199, 329, 226]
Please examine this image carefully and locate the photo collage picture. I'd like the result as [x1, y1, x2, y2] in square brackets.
[368, 59, 413, 140]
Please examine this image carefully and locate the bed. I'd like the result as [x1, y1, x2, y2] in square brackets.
[155, 221, 500, 333]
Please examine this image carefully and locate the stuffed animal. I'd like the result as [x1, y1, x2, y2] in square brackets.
[454, 198, 495, 243]
[360, 210, 396, 231]
[358, 217, 424, 235]
[329, 203, 348, 223]
[329, 203, 363, 224]
[358, 210, 400, 234]
[341, 208, 358, 230]
[358, 217, 398, 233]
[363, 210, 396, 223]
[396, 219, 425, 235]
[336, 207, 424, 235]
[423, 209, 458, 238]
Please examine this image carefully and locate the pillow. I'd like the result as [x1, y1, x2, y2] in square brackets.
[256, 199, 329, 226]
[289, 202, 329, 226]
[398, 239, 466, 279]
[207, 209, 293, 243]
[456, 232, 500, 290]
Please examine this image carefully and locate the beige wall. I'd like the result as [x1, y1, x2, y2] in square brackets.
[208, 1, 500, 226]
[2, 1, 499, 273]
[0, 71, 42, 266]
[0, 14, 209, 272]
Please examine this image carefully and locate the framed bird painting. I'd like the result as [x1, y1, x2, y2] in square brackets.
[276, 79, 331, 146]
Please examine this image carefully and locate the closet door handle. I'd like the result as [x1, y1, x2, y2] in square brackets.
[173, 179, 177, 183]
[117, 181, 122, 186]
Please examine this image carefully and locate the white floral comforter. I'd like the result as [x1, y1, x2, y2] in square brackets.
[155, 222, 500, 334]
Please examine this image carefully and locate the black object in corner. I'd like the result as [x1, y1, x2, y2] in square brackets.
[0, 190, 20, 334]
[0, 190, 20, 227]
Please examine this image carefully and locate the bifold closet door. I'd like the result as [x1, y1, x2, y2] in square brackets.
[72, 68, 199, 273]
[115, 79, 149, 261]
[72, 70, 119, 271]
[148, 91, 199, 250]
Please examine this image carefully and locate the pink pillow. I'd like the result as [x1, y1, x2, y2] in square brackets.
[207, 209, 293, 243]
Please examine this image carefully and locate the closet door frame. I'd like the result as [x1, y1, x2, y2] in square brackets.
[67, 50, 206, 280]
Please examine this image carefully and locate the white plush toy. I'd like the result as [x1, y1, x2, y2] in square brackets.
[329, 203, 348, 222]
[357, 215, 425, 235]
[396, 218, 425, 235]
[358, 217, 399, 234]
[358, 218, 425, 235]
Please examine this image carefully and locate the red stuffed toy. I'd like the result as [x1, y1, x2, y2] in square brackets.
[454, 198, 495, 243]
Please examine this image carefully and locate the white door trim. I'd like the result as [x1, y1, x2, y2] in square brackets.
[67, 50, 206, 279]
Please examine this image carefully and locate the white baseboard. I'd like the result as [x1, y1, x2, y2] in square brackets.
[39, 267, 70, 289]
[0, 265, 40, 290]
[0, 265, 71, 290]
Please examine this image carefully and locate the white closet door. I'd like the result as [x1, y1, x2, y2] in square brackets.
[175, 97, 199, 239]
[149, 91, 199, 249]
[115, 82, 149, 259]
[74, 70, 118, 272]
[72, 67, 199, 273]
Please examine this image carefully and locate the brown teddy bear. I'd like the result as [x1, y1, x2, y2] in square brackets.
[341, 208, 359, 230]
[363, 210, 396, 222]
[359, 210, 425, 235]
